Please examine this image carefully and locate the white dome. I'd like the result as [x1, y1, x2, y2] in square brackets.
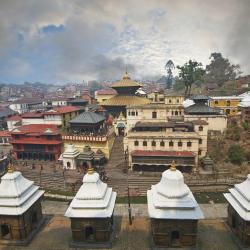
[65, 169, 116, 218]
[147, 165, 204, 220]
[156, 169, 189, 198]
[183, 99, 194, 108]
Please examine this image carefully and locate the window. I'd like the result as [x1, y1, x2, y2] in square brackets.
[152, 141, 156, 147]
[199, 126, 203, 131]
[227, 100, 231, 106]
[143, 141, 147, 146]
[215, 100, 218, 105]
[136, 111, 138, 116]
[152, 111, 157, 118]
[159, 98, 164, 102]
[160, 141, 165, 147]
[226, 109, 230, 115]
[175, 111, 178, 116]
[131, 111, 135, 116]
[172, 111, 174, 115]
[199, 139, 202, 144]
[177, 99, 179, 103]
[198, 149, 202, 155]
[1, 224, 11, 240]
[128, 111, 131, 116]
[134, 140, 139, 146]
[187, 141, 192, 147]
[169, 141, 174, 147]
[178, 141, 183, 147]
[169, 99, 172, 103]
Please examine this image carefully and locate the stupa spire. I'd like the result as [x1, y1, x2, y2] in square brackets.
[170, 160, 176, 171]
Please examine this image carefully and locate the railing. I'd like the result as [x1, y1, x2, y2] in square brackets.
[62, 127, 115, 142]
[132, 157, 195, 165]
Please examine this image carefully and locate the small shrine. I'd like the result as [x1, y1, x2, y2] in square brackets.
[114, 112, 127, 136]
[0, 165, 44, 245]
[77, 145, 95, 169]
[61, 144, 80, 170]
[224, 174, 250, 246]
[147, 161, 204, 248]
[201, 156, 214, 174]
[65, 165, 117, 248]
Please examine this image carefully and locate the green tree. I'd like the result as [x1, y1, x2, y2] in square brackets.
[205, 52, 241, 86]
[165, 60, 175, 89]
[228, 144, 245, 165]
[177, 60, 205, 96]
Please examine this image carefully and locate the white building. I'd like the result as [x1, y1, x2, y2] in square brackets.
[61, 144, 80, 170]
[0, 167, 44, 244]
[224, 174, 250, 246]
[65, 166, 116, 247]
[147, 162, 203, 247]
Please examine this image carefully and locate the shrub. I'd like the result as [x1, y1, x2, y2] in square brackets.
[227, 144, 245, 165]
[242, 122, 249, 130]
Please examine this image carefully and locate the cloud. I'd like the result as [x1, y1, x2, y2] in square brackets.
[0, 0, 249, 83]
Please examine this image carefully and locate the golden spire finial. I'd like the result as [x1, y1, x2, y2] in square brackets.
[7, 163, 14, 173]
[170, 160, 176, 171]
[123, 70, 130, 80]
[87, 162, 94, 175]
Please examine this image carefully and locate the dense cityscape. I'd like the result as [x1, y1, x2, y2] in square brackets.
[0, 1, 250, 249]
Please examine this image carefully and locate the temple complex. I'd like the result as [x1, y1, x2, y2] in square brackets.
[101, 72, 150, 117]
[69, 111, 106, 135]
[65, 165, 116, 248]
[125, 119, 208, 172]
[184, 95, 227, 133]
[0, 166, 44, 245]
[224, 174, 250, 246]
[147, 162, 204, 248]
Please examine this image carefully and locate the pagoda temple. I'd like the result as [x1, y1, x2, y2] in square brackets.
[224, 174, 250, 246]
[65, 165, 116, 248]
[0, 166, 44, 245]
[147, 161, 203, 248]
[101, 72, 150, 117]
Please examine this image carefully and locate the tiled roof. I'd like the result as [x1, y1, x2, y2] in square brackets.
[11, 124, 59, 135]
[191, 120, 209, 125]
[191, 95, 210, 101]
[96, 89, 117, 95]
[7, 115, 22, 121]
[111, 72, 142, 88]
[185, 104, 221, 115]
[44, 106, 79, 115]
[69, 111, 105, 124]
[101, 95, 150, 106]
[22, 112, 44, 118]
[12, 98, 43, 104]
[0, 130, 11, 137]
[0, 107, 16, 118]
[131, 150, 195, 157]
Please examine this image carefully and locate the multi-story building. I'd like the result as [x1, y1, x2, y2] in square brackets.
[125, 120, 208, 172]
[209, 96, 241, 116]
[11, 124, 62, 161]
[184, 95, 227, 133]
[238, 96, 250, 124]
[9, 98, 44, 114]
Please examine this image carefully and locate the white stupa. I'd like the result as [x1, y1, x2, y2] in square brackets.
[0, 166, 44, 215]
[147, 162, 204, 219]
[61, 144, 80, 170]
[224, 174, 250, 221]
[65, 166, 117, 218]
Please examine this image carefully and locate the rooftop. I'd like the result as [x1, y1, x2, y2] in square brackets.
[111, 72, 142, 88]
[44, 106, 80, 115]
[101, 95, 150, 106]
[11, 124, 59, 135]
[69, 111, 105, 124]
[96, 89, 117, 95]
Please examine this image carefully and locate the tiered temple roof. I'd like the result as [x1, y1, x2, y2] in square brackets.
[224, 174, 250, 221]
[65, 167, 116, 218]
[0, 167, 44, 215]
[147, 162, 204, 219]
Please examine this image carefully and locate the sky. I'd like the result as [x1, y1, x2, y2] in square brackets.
[0, 0, 249, 84]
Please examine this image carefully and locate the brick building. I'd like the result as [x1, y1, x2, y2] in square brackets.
[11, 124, 62, 161]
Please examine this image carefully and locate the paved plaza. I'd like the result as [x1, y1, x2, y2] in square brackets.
[0, 200, 241, 250]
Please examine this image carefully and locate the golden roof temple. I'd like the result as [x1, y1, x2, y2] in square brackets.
[101, 72, 150, 116]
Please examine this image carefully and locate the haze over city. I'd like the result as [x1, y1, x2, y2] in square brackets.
[0, 0, 250, 83]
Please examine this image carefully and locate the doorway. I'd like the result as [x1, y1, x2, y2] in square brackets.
[85, 226, 94, 241]
[171, 230, 180, 246]
[1, 224, 11, 240]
